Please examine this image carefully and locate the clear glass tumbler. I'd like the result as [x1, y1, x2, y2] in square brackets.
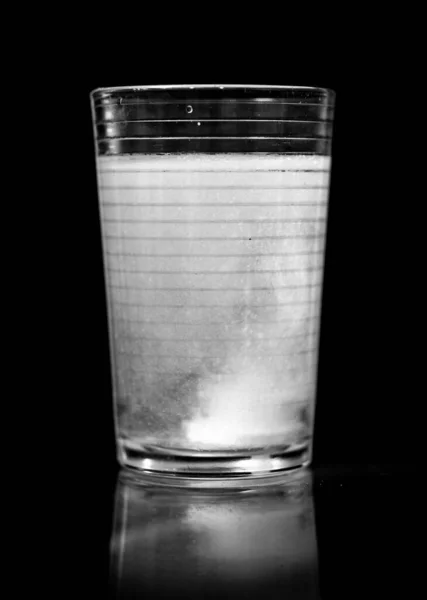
[90, 85, 335, 483]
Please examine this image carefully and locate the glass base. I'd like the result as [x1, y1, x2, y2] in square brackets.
[118, 441, 311, 489]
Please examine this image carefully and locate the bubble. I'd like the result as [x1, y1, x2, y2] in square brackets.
[186, 105, 193, 114]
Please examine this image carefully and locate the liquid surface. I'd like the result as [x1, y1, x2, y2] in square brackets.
[97, 154, 331, 454]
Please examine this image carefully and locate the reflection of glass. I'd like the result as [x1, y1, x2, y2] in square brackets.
[109, 469, 320, 598]
[91, 85, 335, 479]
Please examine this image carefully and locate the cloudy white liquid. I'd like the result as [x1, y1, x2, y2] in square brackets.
[97, 154, 330, 453]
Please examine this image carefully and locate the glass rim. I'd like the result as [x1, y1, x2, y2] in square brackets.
[91, 84, 335, 155]
[90, 83, 335, 99]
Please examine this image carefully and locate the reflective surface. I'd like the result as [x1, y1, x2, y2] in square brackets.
[93, 465, 420, 599]
[110, 470, 319, 598]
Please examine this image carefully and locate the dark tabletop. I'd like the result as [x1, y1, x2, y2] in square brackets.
[74, 464, 420, 599]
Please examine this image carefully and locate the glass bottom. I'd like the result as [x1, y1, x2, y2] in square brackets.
[118, 440, 311, 489]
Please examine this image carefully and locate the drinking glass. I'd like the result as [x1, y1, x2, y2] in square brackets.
[90, 84, 335, 483]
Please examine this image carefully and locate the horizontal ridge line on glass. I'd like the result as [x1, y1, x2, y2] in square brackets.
[108, 283, 321, 290]
[103, 235, 325, 240]
[106, 267, 323, 274]
[105, 251, 323, 257]
[96, 118, 334, 124]
[99, 186, 328, 190]
[98, 169, 329, 174]
[114, 316, 320, 324]
[117, 350, 318, 358]
[102, 218, 326, 224]
[94, 100, 334, 108]
[96, 136, 331, 141]
[101, 204, 326, 209]
[112, 301, 319, 307]
[113, 333, 319, 342]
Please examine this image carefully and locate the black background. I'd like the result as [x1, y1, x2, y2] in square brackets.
[43, 28, 421, 487]
[33, 26, 422, 599]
